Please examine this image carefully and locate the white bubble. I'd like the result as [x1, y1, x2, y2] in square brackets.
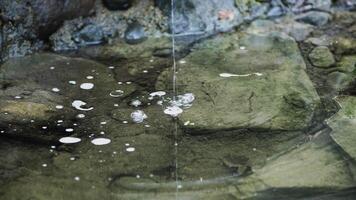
[52, 88, 60, 92]
[91, 138, 111, 146]
[72, 100, 94, 111]
[149, 91, 166, 97]
[80, 83, 94, 90]
[59, 137, 81, 144]
[86, 76, 94, 80]
[164, 106, 183, 117]
[56, 105, 64, 109]
[69, 81, 77, 85]
[131, 100, 142, 107]
[65, 128, 74, 132]
[74, 176, 80, 181]
[77, 114, 85, 118]
[130, 110, 147, 123]
[126, 147, 135, 152]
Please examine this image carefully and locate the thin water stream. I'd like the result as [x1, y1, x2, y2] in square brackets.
[170, 0, 180, 198]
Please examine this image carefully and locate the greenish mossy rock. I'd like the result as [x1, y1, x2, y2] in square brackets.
[332, 37, 356, 55]
[156, 32, 320, 133]
[309, 46, 335, 68]
[328, 96, 356, 161]
[336, 55, 356, 73]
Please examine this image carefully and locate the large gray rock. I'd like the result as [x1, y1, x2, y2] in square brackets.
[156, 32, 321, 133]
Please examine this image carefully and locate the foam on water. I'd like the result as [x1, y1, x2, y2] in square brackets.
[72, 100, 94, 111]
[131, 100, 142, 107]
[91, 138, 111, 146]
[130, 110, 147, 123]
[80, 83, 94, 90]
[149, 91, 166, 97]
[219, 72, 263, 78]
[59, 137, 81, 144]
[164, 106, 183, 117]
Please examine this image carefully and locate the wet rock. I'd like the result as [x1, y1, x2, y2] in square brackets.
[50, 1, 166, 51]
[102, 0, 133, 10]
[0, 0, 95, 60]
[335, 55, 356, 73]
[155, 0, 243, 34]
[156, 32, 320, 132]
[247, 19, 314, 41]
[296, 11, 331, 26]
[248, 132, 356, 197]
[328, 96, 356, 161]
[331, 36, 356, 55]
[327, 72, 353, 91]
[124, 22, 147, 45]
[267, 6, 284, 17]
[309, 46, 335, 68]
[73, 25, 105, 46]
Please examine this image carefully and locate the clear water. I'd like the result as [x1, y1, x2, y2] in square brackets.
[0, 2, 356, 200]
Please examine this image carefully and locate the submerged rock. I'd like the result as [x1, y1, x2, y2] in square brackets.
[309, 46, 335, 68]
[156, 32, 320, 133]
[0, 53, 120, 142]
[328, 96, 356, 161]
[296, 11, 331, 26]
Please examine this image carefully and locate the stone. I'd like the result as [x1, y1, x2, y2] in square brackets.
[309, 46, 335, 68]
[50, 1, 166, 51]
[335, 55, 356, 73]
[296, 11, 331, 26]
[155, 0, 244, 34]
[0, 0, 95, 60]
[247, 19, 314, 42]
[328, 96, 356, 161]
[102, 0, 133, 10]
[156, 32, 320, 133]
[124, 22, 147, 45]
[327, 72, 353, 91]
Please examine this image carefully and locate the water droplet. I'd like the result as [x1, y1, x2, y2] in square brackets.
[91, 138, 111, 146]
[59, 137, 81, 144]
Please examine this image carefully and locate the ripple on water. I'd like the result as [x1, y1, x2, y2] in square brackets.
[59, 137, 81, 144]
[110, 90, 124, 97]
